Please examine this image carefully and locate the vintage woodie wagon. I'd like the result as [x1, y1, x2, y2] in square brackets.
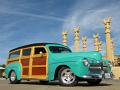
[5, 43, 112, 86]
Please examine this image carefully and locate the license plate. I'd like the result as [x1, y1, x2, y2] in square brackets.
[104, 73, 111, 79]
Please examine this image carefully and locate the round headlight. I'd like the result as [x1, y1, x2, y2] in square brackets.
[83, 58, 89, 66]
[97, 60, 100, 63]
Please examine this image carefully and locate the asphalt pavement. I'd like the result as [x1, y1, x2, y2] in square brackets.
[0, 79, 120, 90]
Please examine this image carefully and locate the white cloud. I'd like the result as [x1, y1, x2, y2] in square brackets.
[0, 0, 65, 22]
[0, 9, 65, 22]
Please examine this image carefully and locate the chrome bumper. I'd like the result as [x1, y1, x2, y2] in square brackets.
[82, 74, 103, 79]
[82, 73, 112, 79]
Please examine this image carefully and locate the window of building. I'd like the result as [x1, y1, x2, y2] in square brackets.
[9, 51, 20, 59]
[22, 48, 31, 56]
[34, 47, 46, 54]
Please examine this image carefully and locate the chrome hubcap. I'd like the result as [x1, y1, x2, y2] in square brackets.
[61, 68, 75, 84]
[10, 72, 16, 81]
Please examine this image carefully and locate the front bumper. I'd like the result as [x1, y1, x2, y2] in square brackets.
[82, 73, 112, 79]
[82, 74, 102, 79]
[81, 63, 112, 79]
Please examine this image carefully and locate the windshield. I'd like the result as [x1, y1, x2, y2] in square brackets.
[49, 46, 72, 53]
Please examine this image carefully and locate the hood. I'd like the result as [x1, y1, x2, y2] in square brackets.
[50, 51, 102, 63]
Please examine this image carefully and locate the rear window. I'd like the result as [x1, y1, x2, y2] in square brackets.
[9, 51, 20, 59]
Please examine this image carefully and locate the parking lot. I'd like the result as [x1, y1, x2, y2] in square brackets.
[0, 79, 120, 90]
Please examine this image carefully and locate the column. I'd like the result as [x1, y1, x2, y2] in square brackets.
[103, 17, 112, 62]
[74, 26, 80, 52]
[93, 33, 99, 51]
[111, 39, 115, 65]
[82, 36, 87, 52]
[62, 31, 67, 46]
[98, 41, 102, 52]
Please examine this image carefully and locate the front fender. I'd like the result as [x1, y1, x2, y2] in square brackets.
[70, 60, 89, 77]
[48, 60, 89, 80]
[5, 62, 21, 80]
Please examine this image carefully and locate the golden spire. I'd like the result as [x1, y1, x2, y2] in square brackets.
[98, 41, 102, 52]
[62, 31, 67, 46]
[103, 17, 112, 62]
[82, 36, 87, 52]
[74, 26, 80, 52]
[93, 33, 99, 51]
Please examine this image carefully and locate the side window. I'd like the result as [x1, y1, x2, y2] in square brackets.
[34, 47, 46, 54]
[22, 48, 31, 56]
[9, 51, 20, 59]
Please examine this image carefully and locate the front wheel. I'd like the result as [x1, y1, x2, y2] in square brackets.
[9, 71, 21, 84]
[87, 79, 102, 85]
[58, 67, 78, 86]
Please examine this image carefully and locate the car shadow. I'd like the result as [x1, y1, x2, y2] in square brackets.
[18, 81, 112, 87]
[77, 82, 112, 87]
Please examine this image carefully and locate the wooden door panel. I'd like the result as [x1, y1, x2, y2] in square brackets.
[20, 58, 30, 76]
[31, 54, 47, 78]
[22, 68, 29, 75]
[32, 57, 46, 65]
[32, 67, 46, 75]
[21, 59, 29, 66]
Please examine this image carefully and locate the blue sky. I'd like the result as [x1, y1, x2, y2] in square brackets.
[0, 0, 120, 64]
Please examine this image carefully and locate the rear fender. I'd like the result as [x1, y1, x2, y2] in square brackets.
[5, 62, 21, 80]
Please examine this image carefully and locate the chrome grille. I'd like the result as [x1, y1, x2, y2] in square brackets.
[89, 63, 109, 74]
[89, 64, 102, 74]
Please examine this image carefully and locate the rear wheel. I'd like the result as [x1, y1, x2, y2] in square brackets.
[58, 67, 78, 86]
[9, 71, 21, 84]
[87, 79, 102, 85]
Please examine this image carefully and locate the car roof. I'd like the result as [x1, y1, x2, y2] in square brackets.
[9, 43, 63, 52]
